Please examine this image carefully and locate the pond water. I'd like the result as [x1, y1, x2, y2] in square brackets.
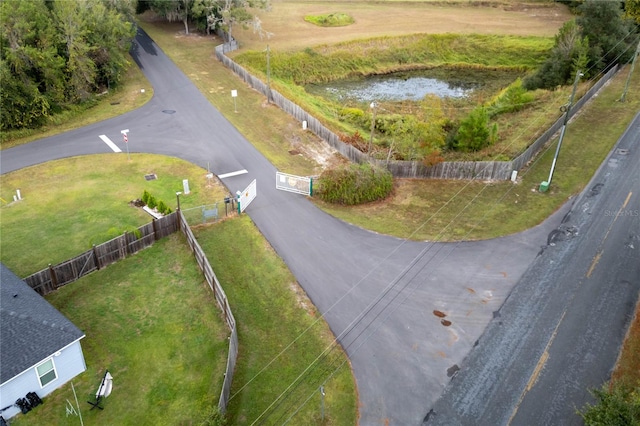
[305, 69, 521, 104]
[306, 71, 477, 103]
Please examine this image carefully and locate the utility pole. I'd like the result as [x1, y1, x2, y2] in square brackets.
[621, 40, 640, 102]
[540, 69, 582, 193]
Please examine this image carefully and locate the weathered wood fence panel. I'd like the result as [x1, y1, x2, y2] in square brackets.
[216, 43, 619, 180]
[24, 269, 54, 296]
[24, 213, 179, 295]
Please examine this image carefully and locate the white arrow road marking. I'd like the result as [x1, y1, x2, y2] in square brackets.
[99, 135, 122, 153]
[218, 169, 248, 179]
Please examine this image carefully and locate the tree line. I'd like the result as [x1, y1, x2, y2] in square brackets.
[1, 0, 137, 131]
[1, 0, 269, 133]
[526, 1, 639, 90]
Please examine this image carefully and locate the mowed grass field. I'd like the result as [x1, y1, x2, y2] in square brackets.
[231, 0, 571, 52]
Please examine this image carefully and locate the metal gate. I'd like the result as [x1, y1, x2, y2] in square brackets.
[276, 172, 313, 196]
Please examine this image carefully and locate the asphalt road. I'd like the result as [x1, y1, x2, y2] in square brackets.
[426, 113, 640, 425]
[3, 29, 634, 425]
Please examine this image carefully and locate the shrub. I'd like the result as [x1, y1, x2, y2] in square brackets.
[451, 107, 497, 152]
[142, 190, 151, 205]
[339, 107, 366, 126]
[304, 12, 355, 27]
[157, 200, 168, 215]
[316, 163, 393, 205]
[147, 195, 157, 209]
[200, 406, 228, 426]
[339, 131, 368, 152]
[486, 78, 535, 117]
[580, 385, 640, 425]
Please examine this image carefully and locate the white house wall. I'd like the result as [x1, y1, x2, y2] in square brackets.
[0, 340, 86, 420]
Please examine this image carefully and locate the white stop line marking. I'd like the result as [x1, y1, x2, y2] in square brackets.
[218, 169, 248, 179]
[99, 135, 122, 153]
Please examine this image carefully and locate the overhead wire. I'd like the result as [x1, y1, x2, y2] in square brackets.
[235, 30, 640, 425]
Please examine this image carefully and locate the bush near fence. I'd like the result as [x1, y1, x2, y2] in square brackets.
[215, 42, 619, 180]
[23, 209, 239, 415]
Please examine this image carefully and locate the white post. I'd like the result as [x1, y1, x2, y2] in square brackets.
[183, 179, 190, 195]
[231, 90, 238, 113]
[16, 189, 21, 200]
[121, 129, 130, 161]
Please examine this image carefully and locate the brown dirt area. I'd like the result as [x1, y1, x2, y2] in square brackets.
[233, 0, 572, 52]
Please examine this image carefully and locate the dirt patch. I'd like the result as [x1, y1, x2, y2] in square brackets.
[289, 282, 315, 316]
[232, 1, 571, 52]
[285, 123, 345, 171]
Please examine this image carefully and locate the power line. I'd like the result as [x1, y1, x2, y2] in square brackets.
[236, 33, 640, 425]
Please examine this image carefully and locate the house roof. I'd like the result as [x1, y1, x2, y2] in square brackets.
[1, 264, 85, 385]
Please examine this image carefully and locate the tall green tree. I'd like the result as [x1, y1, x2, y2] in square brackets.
[192, 0, 271, 43]
[577, 0, 637, 73]
[52, 0, 135, 101]
[1, 0, 135, 130]
[524, 20, 589, 90]
[1, 0, 64, 128]
[53, 0, 97, 101]
[151, 0, 194, 35]
[626, 0, 640, 25]
[87, 0, 137, 88]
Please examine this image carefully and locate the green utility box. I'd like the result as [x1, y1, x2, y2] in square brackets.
[539, 181, 550, 192]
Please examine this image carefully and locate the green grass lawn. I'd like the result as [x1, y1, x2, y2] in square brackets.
[0, 154, 227, 277]
[9, 233, 229, 425]
[194, 217, 357, 425]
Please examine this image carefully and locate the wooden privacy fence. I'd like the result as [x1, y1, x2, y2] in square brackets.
[24, 213, 179, 295]
[177, 210, 238, 413]
[24, 209, 240, 414]
[215, 43, 619, 180]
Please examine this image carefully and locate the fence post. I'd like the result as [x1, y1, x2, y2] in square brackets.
[152, 218, 159, 241]
[224, 298, 231, 327]
[48, 263, 58, 292]
[92, 245, 101, 270]
[120, 232, 127, 260]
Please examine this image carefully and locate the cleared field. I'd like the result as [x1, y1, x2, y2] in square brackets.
[232, 0, 571, 52]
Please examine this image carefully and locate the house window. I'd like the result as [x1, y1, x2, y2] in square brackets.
[36, 359, 57, 387]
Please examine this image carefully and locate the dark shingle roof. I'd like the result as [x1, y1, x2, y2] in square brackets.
[0, 264, 85, 384]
